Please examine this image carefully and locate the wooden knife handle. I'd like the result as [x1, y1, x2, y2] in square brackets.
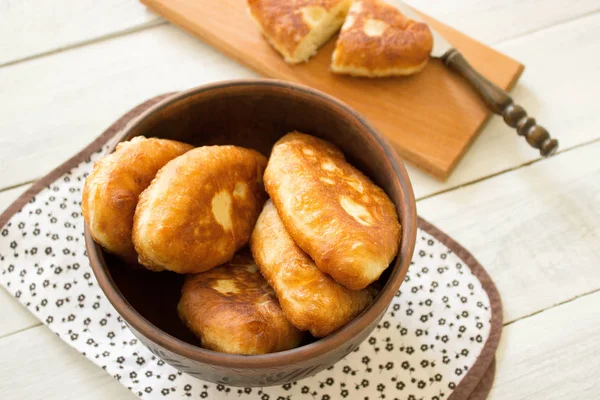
[443, 49, 558, 157]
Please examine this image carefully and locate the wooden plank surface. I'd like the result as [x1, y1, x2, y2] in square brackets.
[1, 138, 600, 398]
[407, 0, 600, 44]
[141, 0, 523, 180]
[0, 185, 29, 212]
[0, 0, 599, 398]
[0, 0, 161, 67]
[490, 291, 600, 399]
[0, 325, 133, 400]
[418, 140, 600, 323]
[2, 0, 598, 70]
[0, 287, 39, 339]
[0, 185, 39, 338]
[404, 12, 600, 199]
[1, 277, 598, 399]
[0, 24, 257, 192]
[0, 12, 598, 198]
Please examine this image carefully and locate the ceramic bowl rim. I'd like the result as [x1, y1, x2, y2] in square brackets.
[85, 79, 417, 369]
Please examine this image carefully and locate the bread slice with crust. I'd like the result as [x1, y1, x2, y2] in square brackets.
[331, 0, 433, 77]
[248, 0, 352, 64]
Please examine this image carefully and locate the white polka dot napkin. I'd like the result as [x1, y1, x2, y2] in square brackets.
[0, 128, 499, 400]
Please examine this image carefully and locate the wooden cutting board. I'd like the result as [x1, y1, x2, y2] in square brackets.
[140, 0, 524, 180]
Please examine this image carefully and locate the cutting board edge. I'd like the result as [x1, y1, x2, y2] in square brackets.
[141, 0, 275, 77]
[440, 60, 525, 180]
[139, 0, 526, 181]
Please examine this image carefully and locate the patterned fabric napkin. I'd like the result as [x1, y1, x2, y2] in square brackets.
[0, 99, 501, 400]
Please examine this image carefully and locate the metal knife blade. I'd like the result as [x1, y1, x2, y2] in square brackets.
[394, 0, 559, 156]
[395, 1, 453, 58]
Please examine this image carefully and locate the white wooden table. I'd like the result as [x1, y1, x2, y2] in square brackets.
[1, 1, 599, 398]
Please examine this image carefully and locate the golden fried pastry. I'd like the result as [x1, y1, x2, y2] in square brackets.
[133, 146, 268, 274]
[248, 0, 352, 63]
[178, 250, 303, 355]
[331, 0, 433, 77]
[251, 200, 377, 337]
[264, 132, 401, 290]
[82, 136, 193, 262]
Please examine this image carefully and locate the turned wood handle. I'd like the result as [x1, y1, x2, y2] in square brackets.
[443, 49, 558, 157]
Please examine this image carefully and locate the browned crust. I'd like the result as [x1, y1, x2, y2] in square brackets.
[332, 0, 433, 76]
[81, 136, 193, 262]
[264, 132, 401, 290]
[132, 146, 268, 274]
[0, 94, 500, 398]
[250, 200, 377, 337]
[178, 250, 303, 355]
[248, 0, 349, 61]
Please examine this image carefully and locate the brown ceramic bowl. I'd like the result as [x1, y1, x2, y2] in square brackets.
[85, 79, 417, 387]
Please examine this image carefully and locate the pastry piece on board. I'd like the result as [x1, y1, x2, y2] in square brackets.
[264, 132, 401, 290]
[133, 146, 267, 274]
[251, 200, 377, 337]
[331, 0, 433, 77]
[248, 0, 352, 63]
[178, 250, 303, 355]
[82, 137, 193, 262]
